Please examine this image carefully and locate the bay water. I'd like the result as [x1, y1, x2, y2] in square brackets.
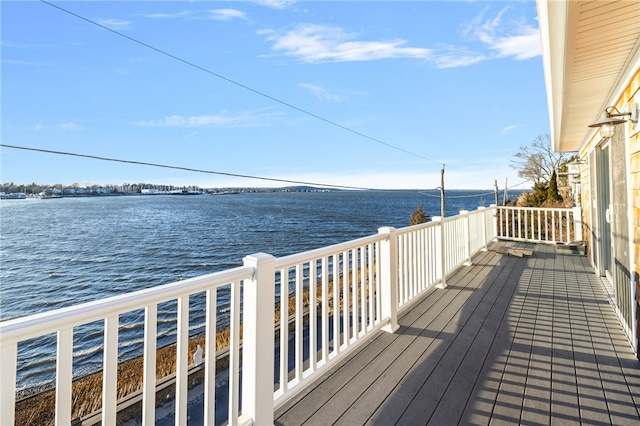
[0, 189, 508, 392]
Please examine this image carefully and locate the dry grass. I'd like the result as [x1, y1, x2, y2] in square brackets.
[14, 266, 375, 425]
[275, 270, 372, 324]
[14, 332, 233, 426]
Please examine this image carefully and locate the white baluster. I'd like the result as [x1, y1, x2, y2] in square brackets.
[102, 315, 118, 426]
[55, 327, 73, 425]
[143, 305, 157, 425]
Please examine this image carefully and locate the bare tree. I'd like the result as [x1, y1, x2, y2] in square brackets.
[510, 134, 574, 185]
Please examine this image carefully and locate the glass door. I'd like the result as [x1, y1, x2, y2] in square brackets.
[596, 143, 612, 280]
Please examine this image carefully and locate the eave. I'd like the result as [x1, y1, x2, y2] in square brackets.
[537, 0, 640, 153]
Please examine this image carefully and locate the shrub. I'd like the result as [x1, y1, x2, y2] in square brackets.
[410, 204, 429, 225]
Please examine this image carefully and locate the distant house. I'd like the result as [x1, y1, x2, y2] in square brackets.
[538, 0, 639, 357]
[141, 188, 165, 195]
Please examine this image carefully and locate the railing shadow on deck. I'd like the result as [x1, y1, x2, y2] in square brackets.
[274, 244, 640, 425]
[364, 246, 639, 426]
[274, 246, 513, 425]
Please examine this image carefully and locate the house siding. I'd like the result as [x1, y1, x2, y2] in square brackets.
[629, 74, 640, 356]
[579, 68, 640, 358]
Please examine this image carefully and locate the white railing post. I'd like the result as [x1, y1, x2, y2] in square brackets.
[432, 217, 447, 289]
[242, 253, 276, 426]
[0, 342, 17, 426]
[573, 206, 582, 242]
[494, 205, 502, 240]
[477, 207, 488, 251]
[460, 210, 472, 265]
[378, 227, 399, 333]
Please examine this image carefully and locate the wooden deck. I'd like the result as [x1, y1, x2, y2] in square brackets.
[275, 243, 640, 425]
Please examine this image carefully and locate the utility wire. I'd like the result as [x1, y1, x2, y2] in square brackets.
[419, 190, 495, 199]
[0, 144, 376, 191]
[40, 0, 443, 166]
[417, 179, 530, 199]
[1, 143, 511, 193]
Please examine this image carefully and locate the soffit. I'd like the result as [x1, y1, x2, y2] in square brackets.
[540, 0, 640, 153]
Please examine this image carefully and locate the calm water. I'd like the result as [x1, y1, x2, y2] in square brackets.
[0, 189, 506, 392]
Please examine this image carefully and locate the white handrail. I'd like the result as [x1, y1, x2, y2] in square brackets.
[274, 233, 384, 269]
[0, 266, 253, 344]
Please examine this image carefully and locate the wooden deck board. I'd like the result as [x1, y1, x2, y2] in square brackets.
[426, 263, 521, 425]
[274, 243, 640, 426]
[371, 251, 514, 425]
[314, 251, 500, 425]
[399, 252, 522, 425]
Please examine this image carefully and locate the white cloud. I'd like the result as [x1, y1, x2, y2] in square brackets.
[146, 9, 247, 21]
[253, 0, 296, 9]
[261, 7, 539, 67]
[501, 124, 520, 134]
[97, 19, 131, 30]
[3, 59, 50, 66]
[1, 41, 27, 48]
[461, 7, 541, 60]
[208, 9, 248, 21]
[430, 48, 486, 69]
[113, 67, 130, 75]
[136, 109, 281, 128]
[491, 28, 541, 60]
[146, 11, 192, 19]
[261, 24, 432, 63]
[59, 122, 82, 130]
[298, 83, 343, 102]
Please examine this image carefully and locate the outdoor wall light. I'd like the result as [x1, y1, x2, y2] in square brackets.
[588, 103, 639, 138]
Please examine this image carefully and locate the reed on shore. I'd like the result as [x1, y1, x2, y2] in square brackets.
[15, 267, 373, 425]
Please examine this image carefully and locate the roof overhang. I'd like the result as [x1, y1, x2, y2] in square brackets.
[537, 0, 640, 153]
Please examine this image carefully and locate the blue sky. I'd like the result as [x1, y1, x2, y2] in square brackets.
[2, 0, 548, 190]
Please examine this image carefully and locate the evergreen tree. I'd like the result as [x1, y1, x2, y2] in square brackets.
[410, 204, 429, 225]
[547, 171, 563, 203]
[524, 182, 548, 206]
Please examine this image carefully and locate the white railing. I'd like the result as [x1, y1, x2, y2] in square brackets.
[497, 206, 582, 243]
[270, 233, 389, 410]
[0, 266, 254, 426]
[392, 207, 495, 311]
[4, 204, 563, 426]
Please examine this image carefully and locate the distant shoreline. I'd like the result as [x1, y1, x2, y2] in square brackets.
[0, 185, 342, 199]
[1, 186, 514, 199]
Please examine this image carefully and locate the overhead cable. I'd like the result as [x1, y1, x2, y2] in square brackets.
[418, 179, 530, 199]
[0, 144, 376, 191]
[40, 0, 443, 166]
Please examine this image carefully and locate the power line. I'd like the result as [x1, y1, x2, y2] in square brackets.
[0, 144, 375, 191]
[419, 190, 494, 199]
[39, 0, 443, 166]
[417, 179, 530, 199]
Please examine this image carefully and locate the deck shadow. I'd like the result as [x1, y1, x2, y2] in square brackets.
[275, 243, 640, 426]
